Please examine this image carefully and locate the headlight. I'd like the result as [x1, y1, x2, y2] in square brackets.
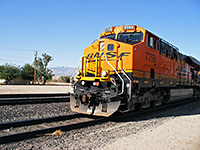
[105, 27, 113, 32]
[93, 81, 99, 86]
[93, 82, 96, 86]
[102, 70, 108, 77]
[81, 81, 85, 86]
[76, 70, 81, 76]
[126, 84, 130, 88]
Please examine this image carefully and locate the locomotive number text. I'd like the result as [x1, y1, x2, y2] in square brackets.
[145, 52, 156, 64]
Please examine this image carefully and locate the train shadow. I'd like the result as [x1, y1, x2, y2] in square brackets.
[109, 100, 200, 123]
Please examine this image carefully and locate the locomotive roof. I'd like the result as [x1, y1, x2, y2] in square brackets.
[185, 56, 200, 71]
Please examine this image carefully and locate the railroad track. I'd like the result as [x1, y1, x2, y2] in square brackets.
[0, 93, 70, 105]
[0, 113, 101, 144]
[0, 114, 83, 130]
[0, 98, 199, 144]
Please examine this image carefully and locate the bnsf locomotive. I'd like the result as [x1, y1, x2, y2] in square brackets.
[70, 25, 200, 117]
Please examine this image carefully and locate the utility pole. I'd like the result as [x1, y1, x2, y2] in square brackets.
[34, 51, 38, 84]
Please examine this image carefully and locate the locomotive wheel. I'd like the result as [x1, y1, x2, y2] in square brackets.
[197, 90, 200, 98]
[153, 97, 163, 107]
[193, 94, 197, 99]
[140, 98, 150, 109]
[193, 88, 198, 99]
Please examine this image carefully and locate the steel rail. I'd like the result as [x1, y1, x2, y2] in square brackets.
[0, 98, 199, 144]
[0, 93, 70, 105]
[0, 114, 83, 130]
[0, 116, 105, 144]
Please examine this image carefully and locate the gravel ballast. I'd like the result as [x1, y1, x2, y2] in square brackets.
[0, 102, 71, 123]
[1, 100, 200, 150]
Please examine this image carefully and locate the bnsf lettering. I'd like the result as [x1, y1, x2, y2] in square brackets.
[93, 53, 99, 59]
[106, 52, 116, 58]
[119, 52, 131, 58]
[86, 52, 130, 59]
[86, 53, 94, 59]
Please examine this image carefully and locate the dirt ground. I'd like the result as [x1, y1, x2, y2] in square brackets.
[100, 107, 200, 150]
[0, 85, 73, 94]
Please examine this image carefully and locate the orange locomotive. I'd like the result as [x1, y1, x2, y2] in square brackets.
[70, 25, 200, 117]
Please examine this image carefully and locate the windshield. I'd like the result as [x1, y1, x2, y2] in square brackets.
[117, 32, 143, 45]
[100, 34, 116, 39]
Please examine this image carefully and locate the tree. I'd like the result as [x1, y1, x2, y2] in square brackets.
[20, 64, 34, 82]
[59, 76, 70, 83]
[0, 64, 20, 84]
[0, 65, 5, 73]
[37, 53, 54, 84]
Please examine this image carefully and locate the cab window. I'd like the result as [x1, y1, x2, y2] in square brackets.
[100, 34, 115, 39]
[117, 32, 143, 45]
[160, 40, 168, 57]
[147, 34, 159, 50]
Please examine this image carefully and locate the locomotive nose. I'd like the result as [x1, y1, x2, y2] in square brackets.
[70, 93, 121, 117]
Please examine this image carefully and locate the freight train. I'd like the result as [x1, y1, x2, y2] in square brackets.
[70, 25, 200, 117]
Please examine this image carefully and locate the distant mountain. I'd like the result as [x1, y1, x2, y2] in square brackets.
[50, 66, 77, 77]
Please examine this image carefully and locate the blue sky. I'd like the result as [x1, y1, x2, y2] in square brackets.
[0, 0, 200, 68]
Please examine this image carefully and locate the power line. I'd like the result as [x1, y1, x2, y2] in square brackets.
[52, 53, 80, 60]
[0, 46, 81, 59]
[0, 46, 35, 52]
[0, 54, 33, 60]
[0, 58, 27, 64]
